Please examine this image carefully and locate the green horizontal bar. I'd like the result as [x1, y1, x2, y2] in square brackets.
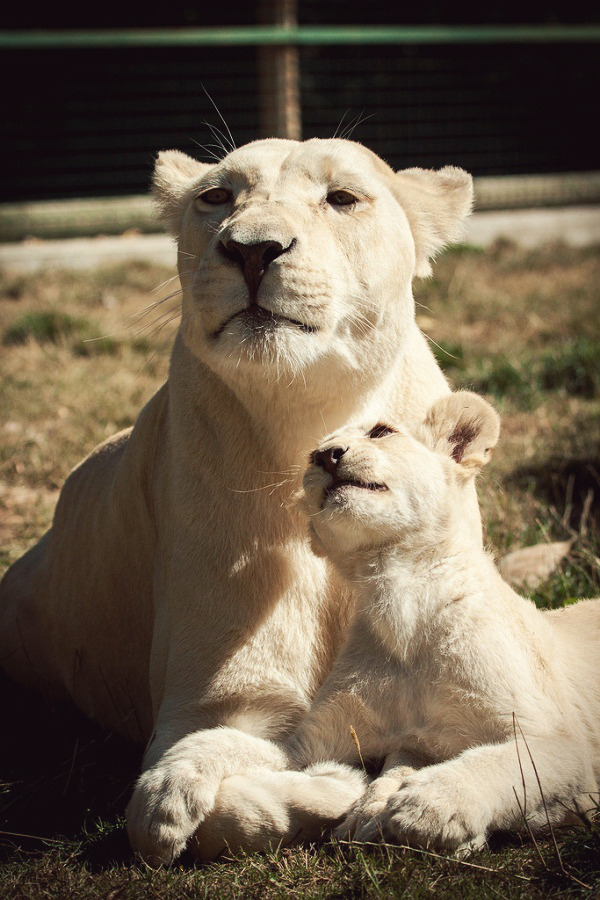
[1, 24, 600, 49]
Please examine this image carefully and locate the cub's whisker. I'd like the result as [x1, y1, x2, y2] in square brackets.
[227, 478, 294, 494]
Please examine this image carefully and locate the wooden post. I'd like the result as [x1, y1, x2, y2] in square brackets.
[257, 0, 301, 140]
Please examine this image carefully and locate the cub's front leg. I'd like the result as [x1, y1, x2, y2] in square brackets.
[367, 734, 597, 853]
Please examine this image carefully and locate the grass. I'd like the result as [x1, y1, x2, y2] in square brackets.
[432, 338, 599, 408]
[1, 241, 599, 896]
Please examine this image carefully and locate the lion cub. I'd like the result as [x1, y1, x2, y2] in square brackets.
[291, 391, 600, 852]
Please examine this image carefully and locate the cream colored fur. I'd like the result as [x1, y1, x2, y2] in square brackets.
[0, 137, 476, 863]
[192, 761, 366, 860]
[293, 391, 600, 852]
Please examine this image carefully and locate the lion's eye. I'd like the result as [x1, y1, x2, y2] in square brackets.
[368, 424, 397, 439]
[197, 188, 232, 206]
[327, 190, 359, 207]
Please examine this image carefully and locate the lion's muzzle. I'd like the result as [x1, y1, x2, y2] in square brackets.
[218, 237, 296, 304]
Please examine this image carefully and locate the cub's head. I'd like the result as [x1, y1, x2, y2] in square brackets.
[152, 138, 472, 385]
[302, 391, 500, 561]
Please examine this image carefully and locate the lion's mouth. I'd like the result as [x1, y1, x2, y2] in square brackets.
[213, 305, 318, 339]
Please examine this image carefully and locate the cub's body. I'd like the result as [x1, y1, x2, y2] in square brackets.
[295, 392, 599, 851]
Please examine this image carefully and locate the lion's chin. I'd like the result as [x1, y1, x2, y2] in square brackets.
[207, 307, 324, 371]
[213, 306, 319, 340]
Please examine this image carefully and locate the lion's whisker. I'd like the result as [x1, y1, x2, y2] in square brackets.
[132, 309, 181, 340]
[201, 87, 237, 152]
[339, 110, 376, 141]
[150, 276, 179, 294]
[131, 290, 183, 323]
[333, 109, 351, 140]
[421, 331, 459, 360]
[190, 139, 223, 163]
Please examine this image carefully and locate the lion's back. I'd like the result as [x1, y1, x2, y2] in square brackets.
[0, 385, 169, 739]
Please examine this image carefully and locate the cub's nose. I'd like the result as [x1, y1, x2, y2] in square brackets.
[313, 446, 348, 478]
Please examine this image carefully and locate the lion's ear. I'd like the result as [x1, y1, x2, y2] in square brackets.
[393, 166, 473, 277]
[424, 391, 500, 475]
[152, 150, 214, 236]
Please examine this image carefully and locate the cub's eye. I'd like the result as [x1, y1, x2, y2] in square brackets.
[327, 189, 359, 207]
[197, 188, 231, 206]
[368, 424, 397, 439]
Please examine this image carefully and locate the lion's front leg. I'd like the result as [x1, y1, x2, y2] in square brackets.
[126, 726, 288, 865]
[192, 761, 366, 860]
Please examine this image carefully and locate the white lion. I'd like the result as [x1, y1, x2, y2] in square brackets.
[292, 391, 600, 853]
[0, 138, 476, 863]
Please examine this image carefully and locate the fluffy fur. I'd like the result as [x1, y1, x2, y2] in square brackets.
[0, 138, 476, 863]
[293, 391, 600, 852]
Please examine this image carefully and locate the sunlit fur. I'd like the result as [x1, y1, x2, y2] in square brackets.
[291, 391, 600, 853]
[0, 137, 475, 864]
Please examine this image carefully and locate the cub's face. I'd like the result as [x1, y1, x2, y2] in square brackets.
[302, 391, 500, 560]
[302, 422, 452, 557]
[153, 138, 473, 383]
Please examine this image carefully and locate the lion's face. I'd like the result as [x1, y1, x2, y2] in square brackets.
[153, 138, 473, 383]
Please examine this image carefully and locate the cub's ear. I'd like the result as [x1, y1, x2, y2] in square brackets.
[152, 150, 214, 235]
[424, 391, 500, 474]
[393, 166, 474, 277]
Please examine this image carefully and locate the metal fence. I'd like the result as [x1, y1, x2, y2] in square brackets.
[1, 24, 599, 210]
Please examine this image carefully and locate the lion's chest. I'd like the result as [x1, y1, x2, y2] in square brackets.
[210, 540, 352, 704]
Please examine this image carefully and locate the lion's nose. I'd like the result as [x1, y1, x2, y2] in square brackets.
[313, 446, 348, 478]
[223, 239, 289, 270]
[219, 238, 295, 301]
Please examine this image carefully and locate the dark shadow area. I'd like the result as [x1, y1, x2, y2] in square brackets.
[506, 457, 600, 531]
[0, 672, 140, 868]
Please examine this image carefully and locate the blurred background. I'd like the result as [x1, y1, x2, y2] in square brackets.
[1, 2, 599, 238]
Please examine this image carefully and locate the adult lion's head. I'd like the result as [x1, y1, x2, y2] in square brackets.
[153, 138, 472, 386]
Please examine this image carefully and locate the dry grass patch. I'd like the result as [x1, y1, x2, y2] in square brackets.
[0, 242, 599, 896]
[0, 261, 175, 560]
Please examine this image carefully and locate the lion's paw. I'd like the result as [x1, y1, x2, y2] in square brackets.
[126, 726, 288, 864]
[192, 761, 366, 860]
[126, 762, 219, 865]
[365, 769, 489, 854]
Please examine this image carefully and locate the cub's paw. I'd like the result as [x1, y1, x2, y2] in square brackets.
[335, 773, 406, 841]
[375, 769, 489, 854]
[126, 762, 219, 866]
